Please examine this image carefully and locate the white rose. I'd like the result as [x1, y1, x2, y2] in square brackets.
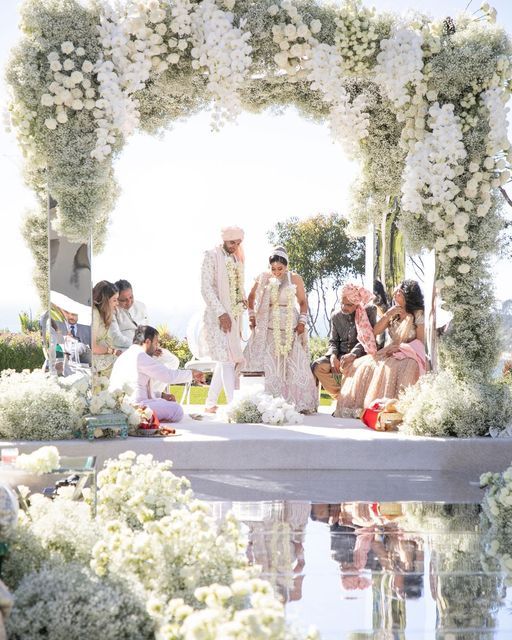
[310, 19, 322, 34]
[85, 88, 95, 98]
[50, 60, 62, 72]
[500, 170, 510, 185]
[56, 111, 68, 124]
[297, 24, 309, 39]
[284, 24, 297, 40]
[458, 245, 472, 258]
[268, 4, 279, 16]
[63, 58, 75, 71]
[71, 99, 84, 110]
[435, 238, 447, 251]
[483, 156, 495, 170]
[156, 23, 167, 36]
[61, 41, 74, 54]
[444, 276, 456, 287]
[177, 39, 188, 51]
[458, 263, 471, 274]
[75, 47, 85, 56]
[82, 60, 94, 73]
[40, 93, 54, 106]
[47, 51, 59, 62]
[167, 53, 180, 64]
[71, 70, 83, 84]
[44, 118, 58, 130]
[84, 99, 95, 110]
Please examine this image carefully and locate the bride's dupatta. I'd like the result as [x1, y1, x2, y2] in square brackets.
[243, 272, 271, 372]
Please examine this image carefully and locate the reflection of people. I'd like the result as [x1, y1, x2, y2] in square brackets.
[198, 226, 246, 413]
[240, 501, 310, 604]
[92, 280, 122, 377]
[56, 310, 92, 365]
[109, 279, 148, 349]
[109, 325, 205, 423]
[243, 248, 317, 413]
[335, 280, 426, 417]
[312, 284, 378, 400]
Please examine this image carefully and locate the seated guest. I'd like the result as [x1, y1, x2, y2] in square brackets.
[109, 325, 205, 423]
[111, 278, 180, 394]
[57, 310, 92, 365]
[109, 279, 148, 349]
[312, 284, 378, 399]
[334, 279, 426, 417]
[92, 280, 122, 378]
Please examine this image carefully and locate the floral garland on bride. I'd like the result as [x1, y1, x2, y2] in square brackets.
[269, 277, 296, 359]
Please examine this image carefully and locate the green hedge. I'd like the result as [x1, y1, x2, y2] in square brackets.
[0, 332, 45, 372]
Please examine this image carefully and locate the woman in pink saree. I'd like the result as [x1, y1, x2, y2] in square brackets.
[334, 280, 426, 417]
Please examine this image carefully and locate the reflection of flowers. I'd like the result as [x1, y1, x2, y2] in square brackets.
[15, 446, 60, 475]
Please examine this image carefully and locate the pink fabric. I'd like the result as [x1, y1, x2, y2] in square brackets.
[214, 246, 244, 365]
[392, 339, 426, 375]
[341, 284, 377, 356]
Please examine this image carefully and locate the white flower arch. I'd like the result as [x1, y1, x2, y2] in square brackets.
[6, 0, 512, 434]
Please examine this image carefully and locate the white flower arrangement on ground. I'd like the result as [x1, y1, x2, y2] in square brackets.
[397, 370, 512, 438]
[226, 386, 303, 425]
[0, 369, 85, 440]
[4, 451, 313, 640]
[15, 445, 59, 474]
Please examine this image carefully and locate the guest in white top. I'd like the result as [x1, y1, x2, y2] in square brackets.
[109, 325, 205, 423]
[109, 279, 149, 349]
[110, 279, 181, 396]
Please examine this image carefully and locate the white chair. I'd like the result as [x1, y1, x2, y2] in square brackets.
[180, 357, 216, 405]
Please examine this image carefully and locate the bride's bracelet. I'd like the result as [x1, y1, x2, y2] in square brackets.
[298, 313, 308, 325]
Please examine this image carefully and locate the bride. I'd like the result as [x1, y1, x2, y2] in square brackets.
[243, 247, 318, 414]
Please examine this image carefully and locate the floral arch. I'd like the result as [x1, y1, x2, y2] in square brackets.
[6, 0, 512, 435]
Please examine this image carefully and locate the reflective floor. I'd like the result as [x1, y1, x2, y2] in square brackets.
[211, 501, 512, 639]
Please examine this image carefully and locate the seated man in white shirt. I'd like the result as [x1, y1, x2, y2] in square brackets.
[109, 325, 205, 423]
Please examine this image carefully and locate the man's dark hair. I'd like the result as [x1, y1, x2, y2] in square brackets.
[133, 325, 159, 345]
[115, 279, 132, 293]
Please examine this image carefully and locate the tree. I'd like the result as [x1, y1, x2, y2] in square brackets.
[268, 213, 365, 335]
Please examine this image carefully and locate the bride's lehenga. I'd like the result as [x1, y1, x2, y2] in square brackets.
[334, 310, 425, 417]
[243, 272, 318, 413]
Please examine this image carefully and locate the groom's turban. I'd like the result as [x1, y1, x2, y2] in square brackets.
[221, 226, 244, 242]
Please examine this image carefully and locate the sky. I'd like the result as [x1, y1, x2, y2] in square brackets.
[1, 0, 511, 336]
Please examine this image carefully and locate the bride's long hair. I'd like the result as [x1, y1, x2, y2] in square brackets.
[93, 280, 118, 328]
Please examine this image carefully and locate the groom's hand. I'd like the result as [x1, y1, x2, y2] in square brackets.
[219, 313, 232, 333]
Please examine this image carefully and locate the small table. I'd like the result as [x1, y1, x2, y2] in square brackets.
[0, 455, 97, 515]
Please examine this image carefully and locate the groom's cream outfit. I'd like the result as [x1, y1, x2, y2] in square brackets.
[198, 227, 245, 408]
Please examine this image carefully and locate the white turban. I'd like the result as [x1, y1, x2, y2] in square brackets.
[221, 226, 244, 242]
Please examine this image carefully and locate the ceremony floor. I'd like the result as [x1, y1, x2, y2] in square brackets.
[7, 405, 512, 503]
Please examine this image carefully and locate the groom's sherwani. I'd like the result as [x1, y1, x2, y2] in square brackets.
[198, 247, 244, 364]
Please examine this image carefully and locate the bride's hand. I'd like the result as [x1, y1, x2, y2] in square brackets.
[249, 317, 256, 330]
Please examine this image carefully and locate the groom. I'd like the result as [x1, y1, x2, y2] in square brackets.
[198, 226, 246, 413]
